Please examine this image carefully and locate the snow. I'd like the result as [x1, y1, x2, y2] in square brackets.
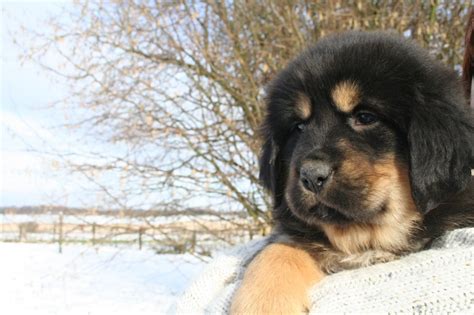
[0, 242, 208, 314]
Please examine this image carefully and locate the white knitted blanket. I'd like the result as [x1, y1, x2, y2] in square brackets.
[172, 228, 474, 314]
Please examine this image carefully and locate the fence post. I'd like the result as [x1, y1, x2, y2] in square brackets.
[92, 222, 96, 246]
[138, 228, 143, 250]
[190, 231, 196, 254]
[58, 211, 63, 254]
[18, 225, 24, 242]
[53, 222, 57, 242]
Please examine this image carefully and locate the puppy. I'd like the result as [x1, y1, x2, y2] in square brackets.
[231, 31, 474, 314]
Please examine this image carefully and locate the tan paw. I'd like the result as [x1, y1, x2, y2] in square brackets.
[230, 283, 309, 314]
[230, 243, 324, 315]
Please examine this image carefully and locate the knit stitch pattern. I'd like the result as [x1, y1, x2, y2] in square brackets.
[172, 228, 474, 314]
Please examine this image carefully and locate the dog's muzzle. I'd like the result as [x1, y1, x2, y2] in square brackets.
[299, 157, 334, 193]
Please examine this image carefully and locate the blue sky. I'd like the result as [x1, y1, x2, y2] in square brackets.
[1, 1, 216, 210]
[1, 1, 100, 207]
[0, 1, 229, 213]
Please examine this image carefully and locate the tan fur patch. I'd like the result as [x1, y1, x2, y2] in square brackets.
[331, 81, 361, 113]
[230, 243, 325, 314]
[322, 153, 421, 254]
[295, 93, 312, 120]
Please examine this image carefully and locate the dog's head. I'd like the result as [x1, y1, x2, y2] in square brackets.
[260, 32, 473, 229]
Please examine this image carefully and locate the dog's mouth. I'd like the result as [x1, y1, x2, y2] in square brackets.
[309, 203, 353, 224]
[287, 175, 386, 226]
[308, 195, 382, 225]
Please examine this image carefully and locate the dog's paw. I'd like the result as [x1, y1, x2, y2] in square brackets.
[229, 243, 324, 315]
[230, 286, 309, 315]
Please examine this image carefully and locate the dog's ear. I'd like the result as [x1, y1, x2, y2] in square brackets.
[259, 125, 284, 207]
[408, 97, 473, 213]
[259, 137, 277, 192]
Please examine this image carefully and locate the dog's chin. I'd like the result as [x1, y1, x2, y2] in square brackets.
[308, 203, 354, 225]
[297, 200, 382, 226]
[286, 186, 383, 226]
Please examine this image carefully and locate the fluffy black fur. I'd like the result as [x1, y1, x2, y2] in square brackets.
[260, 31, 474, 250]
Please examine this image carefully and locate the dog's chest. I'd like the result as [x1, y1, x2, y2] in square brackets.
[315, 216, 424, 273]
[322, 206, 423, 252]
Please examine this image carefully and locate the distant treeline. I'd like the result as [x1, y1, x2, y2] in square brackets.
[0, 206, 245, 218]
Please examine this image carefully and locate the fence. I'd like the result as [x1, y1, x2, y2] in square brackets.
[0, 211, 262, 255]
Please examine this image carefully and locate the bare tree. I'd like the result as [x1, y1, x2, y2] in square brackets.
[20, 0, 472, 231]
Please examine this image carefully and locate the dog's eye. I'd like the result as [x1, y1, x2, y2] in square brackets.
[296, 123, 306, 132]
[354, 112, 378, 125]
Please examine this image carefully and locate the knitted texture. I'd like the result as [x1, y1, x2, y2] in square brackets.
[172, 228, 474, 314]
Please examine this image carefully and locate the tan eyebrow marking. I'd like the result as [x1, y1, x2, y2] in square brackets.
[294, 93, 312, 120]
[331, 81, 361, 113]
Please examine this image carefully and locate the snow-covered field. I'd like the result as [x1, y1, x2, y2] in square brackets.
[0, 242, 208, 315]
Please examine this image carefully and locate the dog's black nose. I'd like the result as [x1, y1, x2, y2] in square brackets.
[300, 160, 333, 193]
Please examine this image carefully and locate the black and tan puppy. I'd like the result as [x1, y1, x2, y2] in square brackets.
[231, 32, 474, 314]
